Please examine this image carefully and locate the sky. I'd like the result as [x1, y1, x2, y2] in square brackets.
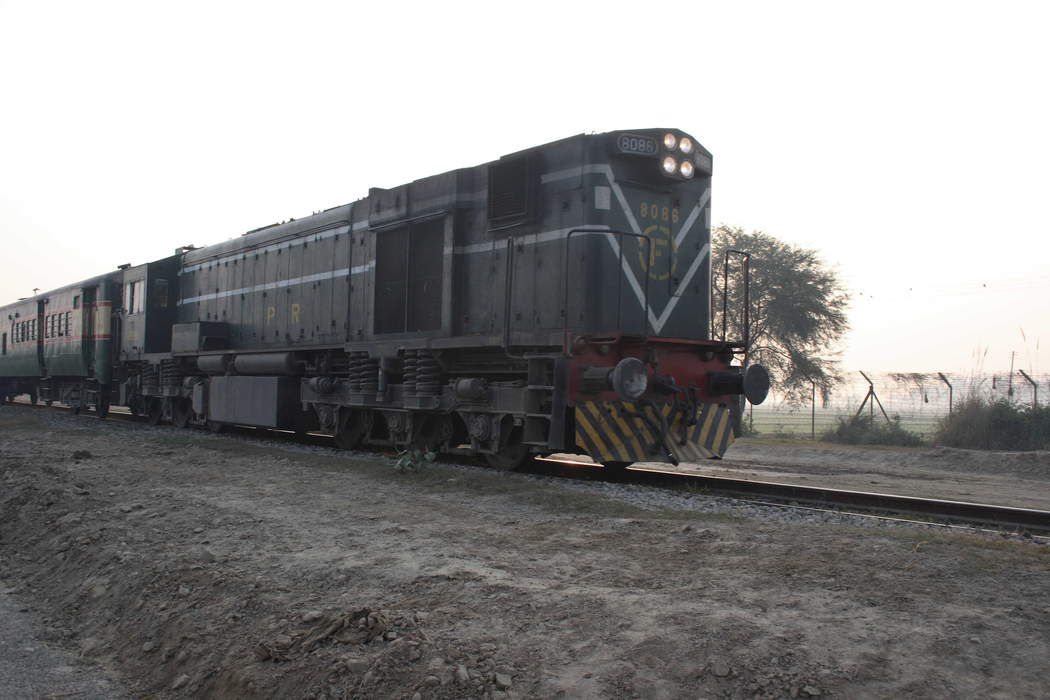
[1, 0, 1047, 374]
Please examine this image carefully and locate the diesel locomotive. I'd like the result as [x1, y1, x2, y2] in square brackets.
[0, 128, 769, 469]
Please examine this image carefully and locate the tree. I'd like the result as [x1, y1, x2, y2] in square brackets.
[711, 225, 850, 404]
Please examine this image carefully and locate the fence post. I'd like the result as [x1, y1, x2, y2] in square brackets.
[1018, 369, 1038, 408]
[937, 372, 953, 415]
[856, 371, 892, 427]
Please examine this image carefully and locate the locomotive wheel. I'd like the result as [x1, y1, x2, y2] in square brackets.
[207, 420, 225, 433]
[147, 398, 164, 426]
[413, 414, 453, 453]
[95, 393, 110, 420]
[172, 398, 193, 429]
[485, 443, 532, 471]
[334, 409, 369, 450]
[29, 391, 38, 405]
[484, 427, 533, 471]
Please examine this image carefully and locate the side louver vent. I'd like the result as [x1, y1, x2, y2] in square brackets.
[487, 156, 531, 224]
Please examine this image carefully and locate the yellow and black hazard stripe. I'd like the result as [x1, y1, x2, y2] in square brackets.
[574, 400, 735, 463]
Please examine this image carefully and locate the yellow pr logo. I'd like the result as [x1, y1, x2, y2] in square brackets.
[639, 225, 676, 281]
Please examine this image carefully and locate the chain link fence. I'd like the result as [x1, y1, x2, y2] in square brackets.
[747, 370, 1049, 438]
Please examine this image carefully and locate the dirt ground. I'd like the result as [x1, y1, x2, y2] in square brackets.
[2, 407, 1049, 699]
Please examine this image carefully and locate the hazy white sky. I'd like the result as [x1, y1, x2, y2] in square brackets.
[1, 0, 1047, 374]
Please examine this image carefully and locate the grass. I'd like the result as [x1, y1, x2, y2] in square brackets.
[934, 397, 1050, 451]
[747, 411, 942, 438]
[820, 414, 926, 447]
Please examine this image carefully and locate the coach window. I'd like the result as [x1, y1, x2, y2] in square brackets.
[73, 295, 80, 309]
[65, 311, 72, 336]
[125, 281, 145, 314]
[2, 332, 5, 355]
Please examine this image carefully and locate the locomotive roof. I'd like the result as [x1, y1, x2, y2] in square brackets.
[179, 203, 356, 269]
[180, 128, 709, 270]
[2, 128, 711, 302]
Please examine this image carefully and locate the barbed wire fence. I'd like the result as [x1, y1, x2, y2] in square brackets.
[748, 370, 1050, 438]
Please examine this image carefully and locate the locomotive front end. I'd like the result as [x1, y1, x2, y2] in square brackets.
[563, 129, 767, 466]
[568, 338, 769, 465]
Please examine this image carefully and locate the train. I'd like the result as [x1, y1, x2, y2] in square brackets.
[0, 128, 769, 470]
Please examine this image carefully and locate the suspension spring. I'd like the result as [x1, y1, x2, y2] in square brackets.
[159, 359, 180, 389]
[360, 357, 379, 393]
[402, 350, 418, 398]
[416, 350, 442, 396]
[142, 363, 160, 394]
[348, 352, 368, 393]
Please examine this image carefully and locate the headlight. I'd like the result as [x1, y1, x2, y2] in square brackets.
[679, 137, 694, 154]
[610, 358, 648, 401]
[663, 132, 677, 150]
[680, 160, 695, 178]
[662, 156, 677, 174]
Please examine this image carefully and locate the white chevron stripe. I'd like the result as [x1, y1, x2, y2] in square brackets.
[541, 165, 710, 333]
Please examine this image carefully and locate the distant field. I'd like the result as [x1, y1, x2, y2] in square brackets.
[744, 369, 1048, 440]
[747, 408, 941, 438]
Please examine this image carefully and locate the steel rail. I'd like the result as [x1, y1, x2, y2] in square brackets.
[620, 466, 1050, 535]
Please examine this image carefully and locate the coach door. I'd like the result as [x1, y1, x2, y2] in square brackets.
[83, 287, 96, 374]
[36, 299, 45, 372]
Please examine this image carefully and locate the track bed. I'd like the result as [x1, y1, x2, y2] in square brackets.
[695, 438, 1050, 511]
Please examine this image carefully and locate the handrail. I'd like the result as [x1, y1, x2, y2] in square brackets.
[559, 228, 651, 351]
[721, 249, 751, 360]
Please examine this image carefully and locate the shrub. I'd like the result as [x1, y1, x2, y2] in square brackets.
[821, 414, 925, 447]
[933, 397, 1050, 451]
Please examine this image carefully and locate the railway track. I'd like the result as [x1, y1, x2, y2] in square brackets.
[7, 398, 1050, 538]
[532, 459, 1050, 538]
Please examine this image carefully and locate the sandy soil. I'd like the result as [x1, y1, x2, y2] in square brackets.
[2, 407, 1049, 699]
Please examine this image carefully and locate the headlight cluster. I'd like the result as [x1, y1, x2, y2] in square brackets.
[661, 132, 698, 179]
